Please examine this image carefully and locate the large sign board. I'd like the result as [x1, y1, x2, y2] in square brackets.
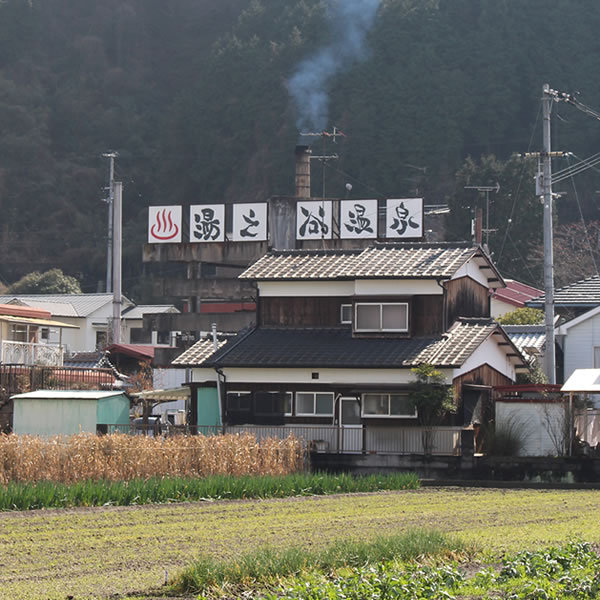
[340, 199, 378, 239]
[232, 203, 268, 241]
[148, 205, 182, 243]
[296, 201, 332, 240]
[385, 198, 423, 239]
[190, 204, 225, 242]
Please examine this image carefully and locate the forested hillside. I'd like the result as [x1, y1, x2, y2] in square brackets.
[1, 0, 600, 297]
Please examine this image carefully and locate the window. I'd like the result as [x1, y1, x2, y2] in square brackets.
[255, 391, 292, 415]
[296, 392, 334, 416]
[355, 303, 408, 332]
[362, 393, 416, 418]
[95, 330, 108, 349]
[226, 391, 252, 412]
[340, 304, 352, 324]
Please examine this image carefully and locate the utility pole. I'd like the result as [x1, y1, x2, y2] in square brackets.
[542, 84, 556, 384]
[102, 152, 118, 293]
[112, 181, 123, 345]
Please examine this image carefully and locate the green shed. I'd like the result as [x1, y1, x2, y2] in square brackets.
[11, 390, 130, 436]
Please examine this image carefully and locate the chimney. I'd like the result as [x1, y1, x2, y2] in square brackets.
[295, 145, 311, 198]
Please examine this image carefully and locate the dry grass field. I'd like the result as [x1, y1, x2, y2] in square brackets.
[3, 487, 600, 599]
[0, 433, 303, 483]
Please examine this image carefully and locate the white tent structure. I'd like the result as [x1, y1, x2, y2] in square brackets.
[562, 369, 600, 453]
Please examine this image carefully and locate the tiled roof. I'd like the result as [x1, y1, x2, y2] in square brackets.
[502, 325, 545, 361]
[527, 275, 600, 308]
[183, 319, 507, 369]
[172, 338, 227, 366]
[240, 242, 490, 281]
[0, 294, 133, 317]
[492, 280, 542, 308]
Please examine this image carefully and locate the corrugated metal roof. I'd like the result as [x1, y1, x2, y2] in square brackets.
[0, 314, 79, 328]
[503, 325, 545, 361]
[493, 279, 542, 308]
[0, 294, 133, 317]
[562, 369, 600, 393]
[11, 390, 126, 400]
[240, 242, 501, 283]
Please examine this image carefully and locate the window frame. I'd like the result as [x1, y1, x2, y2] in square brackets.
[361, 392, 417, 419]
[355, 302, 409, 333]
[295, 391, 335, 417]
[226, 390, 252, 412]
[254, 391, 293, 416]
[340, 304, 352, 324]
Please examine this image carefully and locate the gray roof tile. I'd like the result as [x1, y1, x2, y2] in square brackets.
[527, 275, 600, 308]
[240, 242, 492, 281]
[179, 319, 514, 369]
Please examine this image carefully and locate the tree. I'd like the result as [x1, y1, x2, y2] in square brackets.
[497, 307, 544, 325]
[410, 364, 455, 454]
[8, 268, 82, 294]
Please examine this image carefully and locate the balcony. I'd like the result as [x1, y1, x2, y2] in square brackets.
[1, 341, 64, 367]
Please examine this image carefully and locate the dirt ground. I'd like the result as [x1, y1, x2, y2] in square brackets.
[3, 487, 600, 599]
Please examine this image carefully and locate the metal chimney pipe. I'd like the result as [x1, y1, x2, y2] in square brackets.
[295, 145, 311, 198]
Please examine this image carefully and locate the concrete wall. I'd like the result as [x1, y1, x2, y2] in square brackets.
[496, 401, 566, 457]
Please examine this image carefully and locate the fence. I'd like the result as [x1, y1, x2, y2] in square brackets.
[106, 423, 462, 456]
[1, 341, 64, 367]
[0, 364, 116, 399]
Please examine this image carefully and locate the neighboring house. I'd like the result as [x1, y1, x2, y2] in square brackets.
[491, 279, 542, 319]
[0, 294, 179, 353]
[557, 305, 600, 385]
[528, 276, 600, 384]
[502, 324, 546, 371]
[121, 304, 180, 344]
[0, 303, 78, 367]
[174, 242, 528, 455]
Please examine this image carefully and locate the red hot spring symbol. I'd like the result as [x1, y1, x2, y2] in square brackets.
[151, 208, 179, 240]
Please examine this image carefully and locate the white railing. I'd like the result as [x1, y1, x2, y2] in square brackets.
[225, 424, 462, 456]
[1, 340, 64, 367]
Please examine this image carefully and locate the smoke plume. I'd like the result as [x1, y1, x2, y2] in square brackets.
[288, 0, 381, 133]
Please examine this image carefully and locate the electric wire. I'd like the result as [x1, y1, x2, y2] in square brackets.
[496, 104, 541, 267]
[506, 230, 539, 285]
[564, 153, 599, 277]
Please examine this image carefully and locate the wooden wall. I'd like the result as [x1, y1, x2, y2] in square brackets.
[259, 296, 346, 327]
[453, 363, 512, 400]
[445, 276, 489, 326]
[259, 295, 444, 334]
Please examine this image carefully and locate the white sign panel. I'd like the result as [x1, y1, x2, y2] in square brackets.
[340, 199, 378, 239]
[386, 198, 423, 239]
[296, 201, 332, 240]
[232, 203, 268, 242]
[148, 205, 182, 243]
[190, 204, 225, 242]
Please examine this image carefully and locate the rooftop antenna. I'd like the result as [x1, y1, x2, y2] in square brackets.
[299, 127, 345, 198]
[464, 183, 500, 253]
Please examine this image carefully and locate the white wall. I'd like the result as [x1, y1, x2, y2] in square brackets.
[192, 366, 454, 385]
[491, 297, 517, 319]
[455, 335, 517, 381]
[562, 312, 600, 382]
[496, 401, 566, 456]
[258, 279, 442, 297]
[452, 258, 490, 288]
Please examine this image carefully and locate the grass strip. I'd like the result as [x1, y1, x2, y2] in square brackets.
[0, 471, 419, 510]
[264, 541, 600, 600]
[170, 528, 465, 594]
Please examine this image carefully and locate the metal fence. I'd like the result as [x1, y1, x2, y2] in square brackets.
[0, 364, 116, 399]
[1, 341, 64, 367]
[104, 423, 462, 456]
